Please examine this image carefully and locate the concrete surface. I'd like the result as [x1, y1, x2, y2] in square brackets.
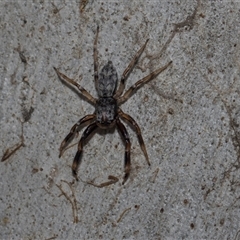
[1, 0, 240, 239]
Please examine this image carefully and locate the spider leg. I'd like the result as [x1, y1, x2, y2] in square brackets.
[53, 67, 97, 104]
[59, 114, 96, 157]
[118, 109, 150, 166]
[118, 60, 172, 104]
[72, 122, 98, 181]
[94, 26, 99, 90]
[114, 39, 149, 99]
[116, 118, 131, 184]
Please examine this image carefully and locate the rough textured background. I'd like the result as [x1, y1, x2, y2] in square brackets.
[1, 0, 240, 239]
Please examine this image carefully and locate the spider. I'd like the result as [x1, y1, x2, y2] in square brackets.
[53, 26, 172, 184]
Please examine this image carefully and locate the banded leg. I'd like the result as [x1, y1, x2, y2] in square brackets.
[116, 118, 131, 184]
[72, 122, 98, 181]
[94, 26, 99, 89]
[59, 114, 96, 157]
[114, 39, 149, 99]
[53, 67, 97, 104]
[118, 61, 172, 104]
[118, 109, 150, 166]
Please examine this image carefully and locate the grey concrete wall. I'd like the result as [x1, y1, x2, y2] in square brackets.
[1, 0, 240, 239]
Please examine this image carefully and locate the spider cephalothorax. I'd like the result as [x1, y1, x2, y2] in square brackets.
[54, 26, 172, 184]
[95, 97, 117, 128]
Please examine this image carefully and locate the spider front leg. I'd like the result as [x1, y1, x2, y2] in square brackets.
[114, 39, 149, 99]
[116, 118, 131, 184]
[59, 114, 96, 157]
[118, 109, 150, 166]
[118, 60, 172, 104]
[72, 122, 98, 181]
[53, 67, 97, 104]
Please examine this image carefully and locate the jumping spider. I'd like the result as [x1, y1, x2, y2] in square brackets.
[54, 26, 172, 184]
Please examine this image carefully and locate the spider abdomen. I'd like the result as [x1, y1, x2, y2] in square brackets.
[96, 97, 118, 128]
[98, 61, 118, 97]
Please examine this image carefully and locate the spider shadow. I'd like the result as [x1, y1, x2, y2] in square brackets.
[88, 125, 117, 146]
[79, 124, 124, 154]
[76, 122, 117, 147]
[86, 114, 140, 149]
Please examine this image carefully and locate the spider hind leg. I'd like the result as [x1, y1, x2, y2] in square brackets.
[114, 39, 149, 98]
[53, 67, 96, 104]
[118, 60, 172, 104]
